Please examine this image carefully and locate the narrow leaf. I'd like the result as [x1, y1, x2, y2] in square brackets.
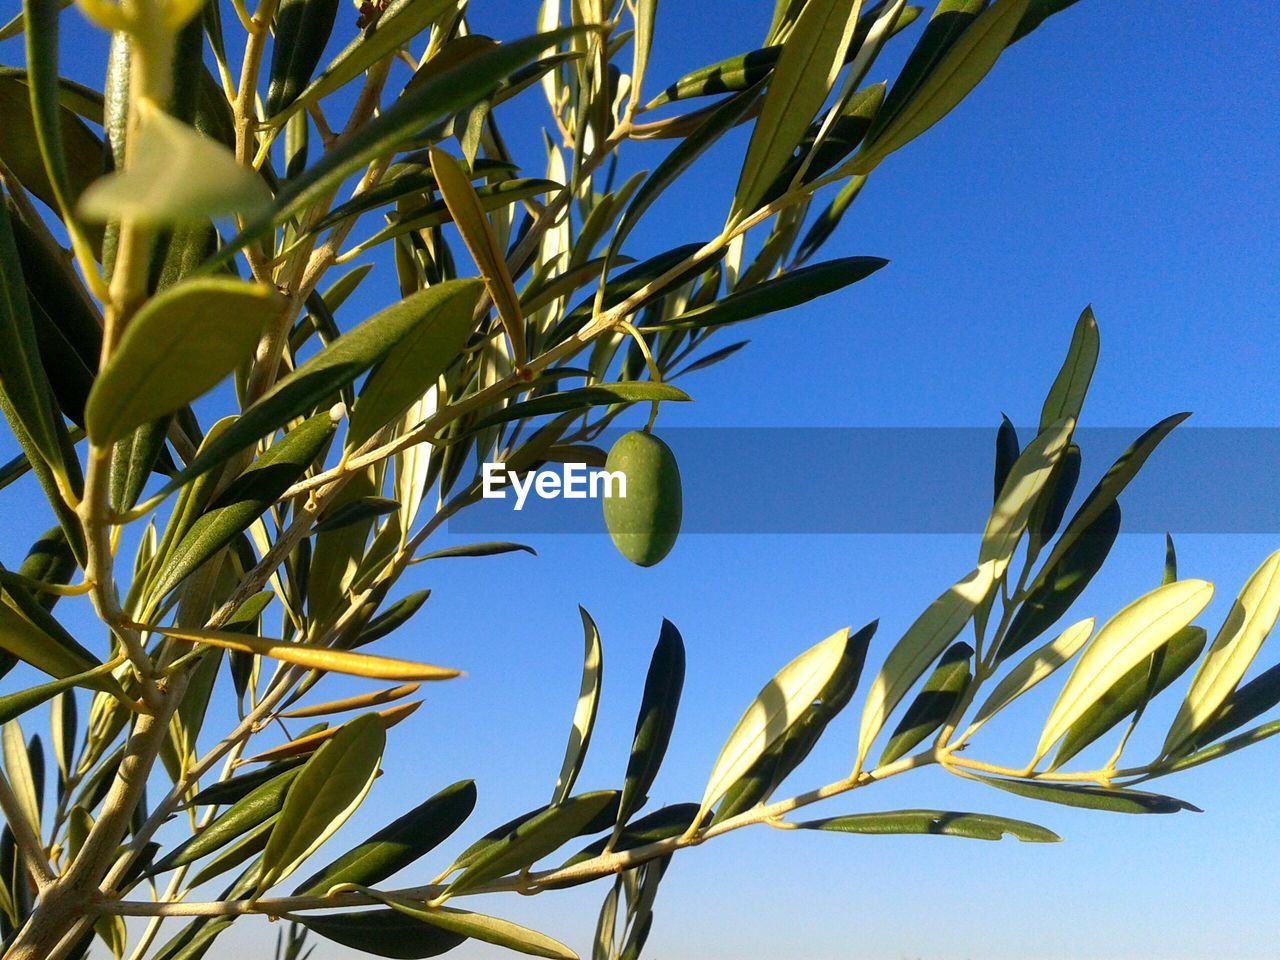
[1163, 548, 1280, 756]
[259, 714, 386, 890]
[86, 278, 281, 443]
[618, 619, 685, 826]
[552, 608, 604, 805]
[797, 808, 1060, 842]
[857, 562, 996, 772]
[700, 627, 851, 820]
[1034, 580, 1214, 764]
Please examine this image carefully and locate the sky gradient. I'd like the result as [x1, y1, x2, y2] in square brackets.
[2, 1, 1279, 958]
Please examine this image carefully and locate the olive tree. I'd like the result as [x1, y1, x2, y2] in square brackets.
[1, 1, 1277, 959]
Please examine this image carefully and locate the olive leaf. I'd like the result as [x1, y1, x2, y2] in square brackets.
[796, 809, 1060, 842]
[1162, 548, 1280, 757]
[266, 0, 341, 117]
[975, 775, 1199, 815]
[1038, 306, 1099, 433]
[346, 279, 482, 451]
[1033, 580, 1215, 765]
[552, 607, 604, 805]
[879, 641, 972, 765]
[296, 908, 467, 959]
[360, 891, 578, 960]
[978, 417, 1073, 579]
[1056, 625, 1205, 768]
[972, 618, 1093, 727]
[293, 779, 477, 895]
[699, 627, 851, 822]
[78, 100, 270, 225]
[136, 622, 459, 683]
[618, 619, 686, 827]
[731, 0, 864, 220]
[447, 791, 619, 896]
[852, 0, 1032, 174]
[857, 562, 996, 773]
[258, 714, 386, 891]
[85, 278, 282, 443]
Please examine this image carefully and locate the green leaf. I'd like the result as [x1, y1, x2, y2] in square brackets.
[146, 412, 335, 604]
[1055, 625, 1205, 767]
[1163, 548, 1280, 756]
[292, 779, 477, 895]
[297, 908, 467, 959]
[161, 286, 477, 496]
[1009, 0, 1083, 44]
[346, 279, 482, 450]
[715, 620, 874, 822]
[0, 194, 71, 479]
[417, 543, 537, 562]
[468, 382, 690, 433]
[0, 660, 120, 725]
[998, 501, 1120, 662]
[266, 0, 341, 117]
[0, 74, 103, 230]
[2, 722, 40, 835]
[79, 101, 270, 226]
[366, 893, 578, 960]
[618, 619, 685, 827]
[428, 148, 525, 363]
[266, 0, 457, 125]
[700, 627, 851, 821]
[354, 589, 431, 648]
[22, 0, 94, 234]
[259, 714, 386, 891]
[85, 278, 281, 443]
[552, 608, 604, 805]
[221, 27, 590, 260]
[187, 759, 308, 808]
[1033, 580, 1215, 765]
[796, 808, 1060, 842]
[1164, 718, 1280, 776]
[1189, 662, 1280, 751]
[659, 257, 888, 331]
[0, 599, 107, 688]
[1030, 413, 1190, 594]
[313, 496, 400, 534]
[974, 774, 1199, 815]
[993, 415, 1019, 501]
[309, 160, 516, 236]
[1038, 306, 1099, 433]
[857, 562, 996, 772]
[446, 791, 619, 896]
[151, 766, 304, 873]
[972, 618, 1093, 726]
[879, 641, 972, 765]
[731, 0, 863, 219]
[979, 417, 1073, 579]
[852, 0, 1031, 174]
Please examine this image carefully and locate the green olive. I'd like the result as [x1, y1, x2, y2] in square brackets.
[602, 430, 682, 567]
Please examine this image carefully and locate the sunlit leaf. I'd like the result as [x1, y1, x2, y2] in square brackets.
[857, 562, 996, 773]
[796, 808, 1060, 841]
[1033, 580, 1214, 765]
[1163, 548, 1280, 757]
[700, 627, 851, 821]
[259, 714, 386, 890]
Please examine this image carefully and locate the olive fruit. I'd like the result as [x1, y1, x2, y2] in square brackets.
[602, 430, 682, 567]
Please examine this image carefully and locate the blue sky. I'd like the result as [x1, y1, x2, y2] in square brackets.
[3, 1, 1280, 958]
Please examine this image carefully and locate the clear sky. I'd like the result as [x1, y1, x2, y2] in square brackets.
[3, 2, 1280, 959]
